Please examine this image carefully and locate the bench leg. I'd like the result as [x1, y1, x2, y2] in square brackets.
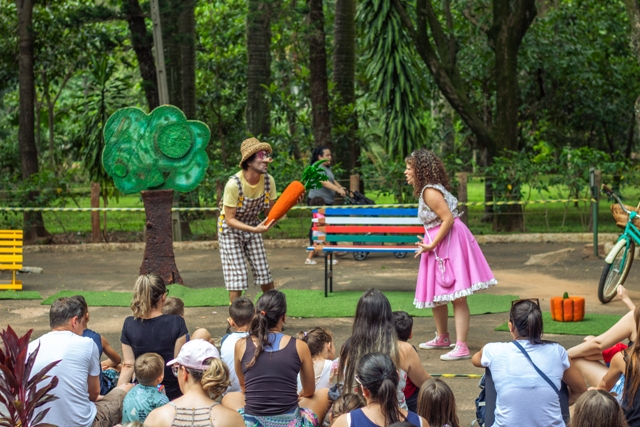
[324, 254, 328, 298]
[329, 252, 333, 293]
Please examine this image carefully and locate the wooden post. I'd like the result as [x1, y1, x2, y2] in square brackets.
[590, 169, 601, 256]
[349, 174, 360, 193]
[90, 182, 100, 243]
[457, 172, 468, 226]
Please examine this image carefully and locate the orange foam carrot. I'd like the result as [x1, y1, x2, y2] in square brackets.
[267, 181, 305, 222]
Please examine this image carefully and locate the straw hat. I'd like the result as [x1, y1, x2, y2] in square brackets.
[239, 137, 272, 168]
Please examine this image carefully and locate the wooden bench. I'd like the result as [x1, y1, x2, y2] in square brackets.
[309, 208, 421, 296]
[0, 230, 23, 290]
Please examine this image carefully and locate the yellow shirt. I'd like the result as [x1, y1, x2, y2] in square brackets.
[222, 172, 277, 208]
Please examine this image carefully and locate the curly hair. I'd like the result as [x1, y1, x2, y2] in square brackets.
[405, 149, 450, 197]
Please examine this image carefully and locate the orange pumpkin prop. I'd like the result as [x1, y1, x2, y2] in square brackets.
[550, 292, 585, 322]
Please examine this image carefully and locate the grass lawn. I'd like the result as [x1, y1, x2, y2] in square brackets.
[1, 177, 638, 239]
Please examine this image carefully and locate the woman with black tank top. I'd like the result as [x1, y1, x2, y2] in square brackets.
[118, 274, 189, 400]
[222, 289, 330, 427]
[332, 353, 426, 427]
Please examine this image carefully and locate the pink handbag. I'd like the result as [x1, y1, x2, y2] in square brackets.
[426, 230, 456, 288]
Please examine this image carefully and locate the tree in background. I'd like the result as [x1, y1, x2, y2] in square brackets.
[308, 0, 332, 149]
[332, 0, 359, 174]
[121, 0, 159, 110]
[246, 0, 273, 137]
[16, 0, 50, 242]
[391, 0, 537, 231]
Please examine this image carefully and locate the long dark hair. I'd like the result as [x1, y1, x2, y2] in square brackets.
[339, 289, 399, 395]
[417, 378, 460, 427]
[624, 306, 640, 409]
[357, 353, 405, 426]
[509, 299, 544, 345]
[311, 146, 328, 165]
[246, 289, 287, 368]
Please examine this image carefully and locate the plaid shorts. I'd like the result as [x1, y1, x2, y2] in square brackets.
[219, 228, 273, 291]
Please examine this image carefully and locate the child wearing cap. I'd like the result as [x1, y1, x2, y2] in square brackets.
[144, 339, 244, 427]
[122, 353, 169, 423]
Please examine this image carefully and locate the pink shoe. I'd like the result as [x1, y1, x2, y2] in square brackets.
[440, 342, 471, 360]
[419, 333, 452, 349]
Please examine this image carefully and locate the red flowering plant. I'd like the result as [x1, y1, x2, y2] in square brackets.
[0, 326, 60, 427]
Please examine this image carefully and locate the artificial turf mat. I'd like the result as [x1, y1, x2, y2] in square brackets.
[279, 290, 519, 318]
[495, 312, 622, 336]
[0, 290, 42, 300]
[41, 285, 228, 307]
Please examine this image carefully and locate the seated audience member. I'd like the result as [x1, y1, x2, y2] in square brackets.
[595, 306, 640, 425]
[118, 273, 188, 400]
[297, 327, 337, 393]
[332, 353, 427, 427]
[569, 286, 636, 388]
[122, 352, 169, 423]
[339, 289, 431, 409]
[329, 394, 366, 426]
[144, 339, 243, 427]
[471, 299, 586, 427]
[571, 389, 629, 427]
[220, 296, 254, 393]
[222, 289, 330, 426]
[28, 297, 132, 427]
[416, 378, 459, 427]
[162, 296, 213, 343]
[393, 311, 420, 412]
[71, 295, 122, 395]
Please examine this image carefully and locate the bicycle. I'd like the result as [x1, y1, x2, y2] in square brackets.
[598, 184, 640, 303]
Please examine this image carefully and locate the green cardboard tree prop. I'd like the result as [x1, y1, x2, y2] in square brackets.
[102, 105, 210, 284]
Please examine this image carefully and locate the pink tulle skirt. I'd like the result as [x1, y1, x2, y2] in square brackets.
[414, 218, 497, 308]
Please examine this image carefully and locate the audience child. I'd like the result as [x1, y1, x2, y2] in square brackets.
[28, 297, 133, 427]
[329, 394, 366, 426]
[332, 353, 427, 427]
[70, 295, 122, 395]
[339, 289, 431, 409]
[161, 296, 213, 343]
[472, 299, 586, 426]
[393, 311, 420, 412]
[122, 353, 169, 423]
[119, 273, 189, 400]
[571, 390, 629, 427]
[306, 196, 338, 265]
[296, 327, 338, 393]
[222, 289, 330, 426]
[220, 296, 254, 393]
[144, 339, 244, 427]
[416, 378, 459, 427]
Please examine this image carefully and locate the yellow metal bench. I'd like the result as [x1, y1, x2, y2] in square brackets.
[0, 230, 23, 290]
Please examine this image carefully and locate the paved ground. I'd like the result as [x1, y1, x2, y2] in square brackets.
[1, 241, 637, 425]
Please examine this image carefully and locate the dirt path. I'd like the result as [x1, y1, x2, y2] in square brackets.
[0, 242, 635, 425]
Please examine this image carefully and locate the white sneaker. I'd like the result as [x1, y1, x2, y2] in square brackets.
[305, 259, 317, 265]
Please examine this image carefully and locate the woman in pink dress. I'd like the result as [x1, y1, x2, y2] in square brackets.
[405, 149, 497, 361]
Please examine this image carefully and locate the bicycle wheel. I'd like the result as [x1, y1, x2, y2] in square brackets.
[598, 240, 635, 304]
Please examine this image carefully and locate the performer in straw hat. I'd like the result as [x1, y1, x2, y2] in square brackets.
[218, 138, 279, 304]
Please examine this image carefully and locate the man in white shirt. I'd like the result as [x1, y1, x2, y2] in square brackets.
[29, 297, 132, 427]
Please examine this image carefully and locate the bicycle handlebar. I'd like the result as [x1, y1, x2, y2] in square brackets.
[602, 184, 631, 215]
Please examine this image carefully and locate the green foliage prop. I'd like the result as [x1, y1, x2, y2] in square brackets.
[301, 160, 328, 190]
[102, 105, 211, 194]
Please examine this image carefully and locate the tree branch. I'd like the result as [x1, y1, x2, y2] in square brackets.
[463, 1, 490, 34]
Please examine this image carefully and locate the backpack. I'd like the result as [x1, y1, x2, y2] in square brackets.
[472, 374, 487, 427]
[344, 190, 375, 206]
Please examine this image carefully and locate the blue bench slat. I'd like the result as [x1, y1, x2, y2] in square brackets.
[319, 246, 415, 253]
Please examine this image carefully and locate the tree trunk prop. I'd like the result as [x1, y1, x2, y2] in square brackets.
[140, 190, 183, 285]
